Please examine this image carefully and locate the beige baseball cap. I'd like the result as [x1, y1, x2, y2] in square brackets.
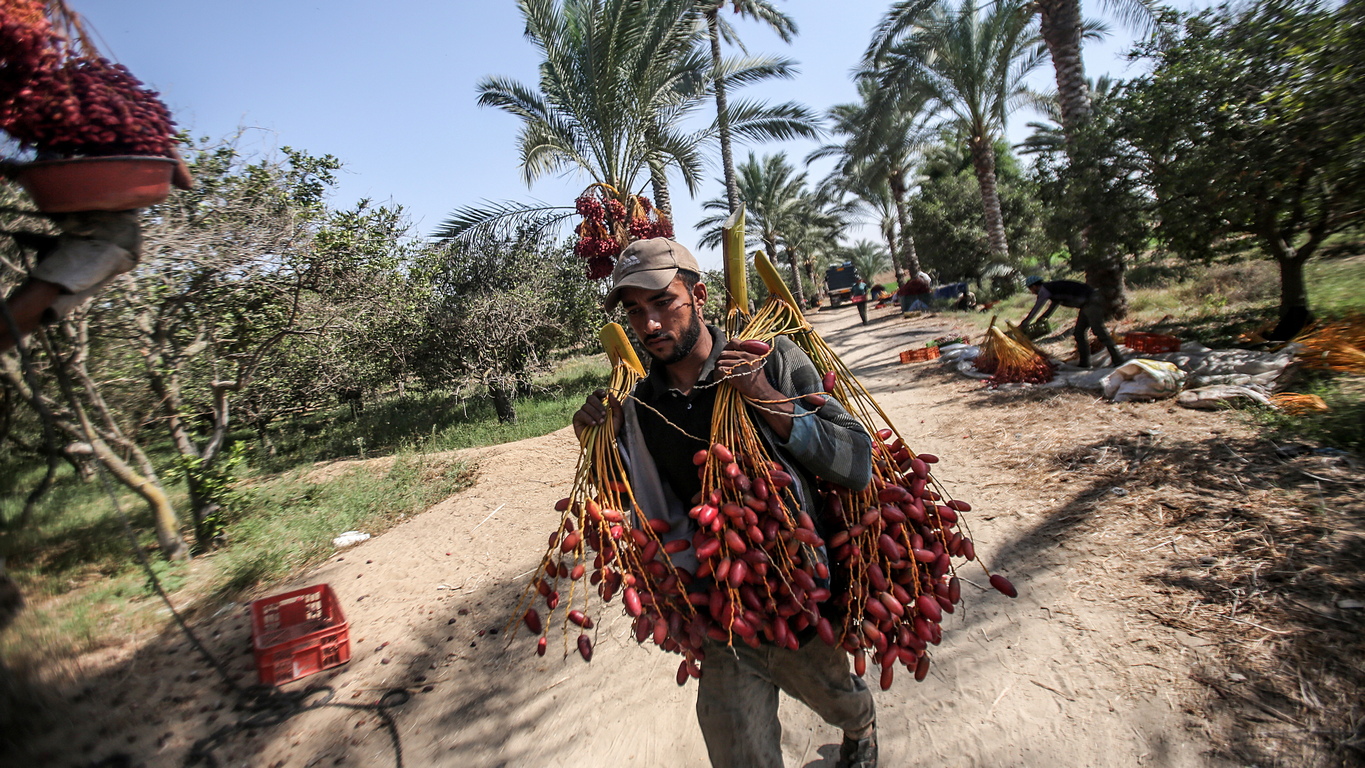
[603, 237, 701, 311]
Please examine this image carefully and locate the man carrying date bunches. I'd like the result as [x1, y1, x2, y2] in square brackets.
[572, 238, 879, 768]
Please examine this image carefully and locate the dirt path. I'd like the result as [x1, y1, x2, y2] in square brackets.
[22, 302, 1260, 768]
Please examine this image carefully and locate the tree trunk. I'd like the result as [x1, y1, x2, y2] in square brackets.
[803, 255, 819, 302]
[882, 214, 899, 272]
[1038, 0, 1132, 319]
[648, 161, 673, 218]
[84, 436, 188, 561]
[1037, 0, 1091, 141]
[967, 137, 1010, 261]
[1276, 254, 1311, 316]
[708, 11, 741, 214]
[1, 331, 188, 561]
[889, 173, 921, 275]
[784, 248, 807, 308]
[490, 382, 517, 425]
[1085, 254, 1129, 320]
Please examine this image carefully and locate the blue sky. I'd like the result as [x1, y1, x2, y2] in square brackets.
[75, 0, 1164, 270]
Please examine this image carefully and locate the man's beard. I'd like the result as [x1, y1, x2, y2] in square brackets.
[647, 312, 703, 365]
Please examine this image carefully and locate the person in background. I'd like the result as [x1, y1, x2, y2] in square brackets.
[1020, 276, 1126, 368]
[954, 288, 977, 312]
[851, 277, 869, 325]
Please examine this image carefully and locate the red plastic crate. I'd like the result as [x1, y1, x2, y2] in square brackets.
[899, 346, 941, 363]
[1123, 332, 1180, 354]
[251, 584, 350, 686]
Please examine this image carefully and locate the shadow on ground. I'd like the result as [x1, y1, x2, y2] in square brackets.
[0, 555, 559, 768]
[971, 419, 1365, 768]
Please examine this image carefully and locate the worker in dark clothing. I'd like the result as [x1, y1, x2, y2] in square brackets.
[1020, 276, 1126, 368]
[851, 278, 869, 325]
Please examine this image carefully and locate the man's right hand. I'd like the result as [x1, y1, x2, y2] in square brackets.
[572, 389, 622, 442]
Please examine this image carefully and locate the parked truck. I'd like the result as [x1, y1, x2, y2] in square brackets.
[824, 262, 859, 307]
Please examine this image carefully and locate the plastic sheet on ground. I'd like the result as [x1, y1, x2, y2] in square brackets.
[939, 336, 1297, 403]
[1176, 385, 1274, 410]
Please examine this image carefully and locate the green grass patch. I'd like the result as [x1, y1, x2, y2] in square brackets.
[0, 356, 606, 666]
[210, 452, 474, 600]
[254, 358, 609, 470]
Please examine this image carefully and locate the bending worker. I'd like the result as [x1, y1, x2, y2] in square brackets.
[1020, 276, 1126, 368]
[573, 238, 879, 768]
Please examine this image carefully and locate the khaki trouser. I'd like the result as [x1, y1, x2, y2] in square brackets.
[696, 638, 875, 768]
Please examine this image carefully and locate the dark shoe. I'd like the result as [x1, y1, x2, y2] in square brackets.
[836, 727, 877, 768]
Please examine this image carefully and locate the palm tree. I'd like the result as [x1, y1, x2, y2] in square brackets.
[438, 0, 818, 243]
[846, 240, 893, 286]
[783, 192, 852, 298]
[871, 0, 1046, 262]
[810, 77, 933, 276]
[474, 0, 704, 215]
[818, 171, 899, 275]
[699, 0, 811, 214]
[697, 152, 812, 306]
[870, 0, 1158, 316]
[870, 0, 1156, 145]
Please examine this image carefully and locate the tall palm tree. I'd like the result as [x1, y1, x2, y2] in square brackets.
[478, 0, 705, 209]
[439, 0, 817, 243]
[871, 0, 1046, 262]
[809, 77, 933, 276]
[700, 0, 808, 214]
[697, 152, 812, 306]
[870, 0, 1156, 145]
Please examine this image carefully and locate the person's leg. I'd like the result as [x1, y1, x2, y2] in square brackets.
[1083, 299, 1125, 365]
[766, 639, 875, 734]
[697, 642, 784, 768]
[857, 301, 868, 324]
[1073, 310, 1092, 368]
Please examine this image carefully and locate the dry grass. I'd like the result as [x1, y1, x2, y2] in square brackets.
[931, 382, 1365, 767]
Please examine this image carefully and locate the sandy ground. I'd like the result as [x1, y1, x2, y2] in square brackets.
[13, 302, 1269, 768]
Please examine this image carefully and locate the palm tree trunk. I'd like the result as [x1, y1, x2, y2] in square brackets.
[967, 137, 1010, 261]
[785, 248, 807, 308]
[648, 161, 673, 218]
[889, 173, 921, 275]
[1037, 0, 1091, 141]
[708, 11, 741, 214]
[1084, 258, 1128, 320]
[1039, 0, 1132, 319]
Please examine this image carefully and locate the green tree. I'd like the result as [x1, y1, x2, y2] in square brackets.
[417, 236, 602, 423]
[872, 0, 1152, 316]
[912, 138, 1046, 286]
[869, 0, 1047, 264]
[1122, 0, 1365, 322]
[116, 142, 424, 550]
[1023, 77, 1152, 287]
